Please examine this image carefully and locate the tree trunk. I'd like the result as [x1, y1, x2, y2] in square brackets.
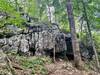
[66, 0, 83, 68]
[81, 0, 100, 70]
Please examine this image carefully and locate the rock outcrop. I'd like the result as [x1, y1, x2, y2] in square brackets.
[0, 23, 67, 56]
[0, 23, 94, 59]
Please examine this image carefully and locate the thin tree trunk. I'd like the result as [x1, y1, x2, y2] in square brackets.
[66, 0, 83, 68]
[81, 0, 100, 70]
[53, 45, 56, 63]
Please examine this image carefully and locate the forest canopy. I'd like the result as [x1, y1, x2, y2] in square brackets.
[0, 0, 100, 30]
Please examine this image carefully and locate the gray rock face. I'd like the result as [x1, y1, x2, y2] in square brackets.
[0, 23, 67, 56]
[18, 35, 29, 53]
[0, 23, 94, 59]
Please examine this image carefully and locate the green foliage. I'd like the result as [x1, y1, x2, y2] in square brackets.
[0, 0, 25, 27]
[79, 31, 100, 51]
[16, 56, 52, 75]
[27, 0, 39, 17]
[0, 0, 14, 13]
[5, 50, 52, 75]
[93, 32, 100, 51]
[84, 60, 96, 71]
[0, 0, 99, 31]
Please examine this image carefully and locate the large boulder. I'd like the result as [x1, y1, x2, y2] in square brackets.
[0, 23, 67, 56]
[65, 34, 94, 60]
[0, 23, 94, 59]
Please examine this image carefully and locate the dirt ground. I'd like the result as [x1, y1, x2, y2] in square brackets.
[45, 60, 99, 75]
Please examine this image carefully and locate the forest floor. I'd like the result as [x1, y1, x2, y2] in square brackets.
[0, 51, 100, 75]
[8, 56, 100, 75]
[11, 58, 100, 75]
[45, 60, 99, 75]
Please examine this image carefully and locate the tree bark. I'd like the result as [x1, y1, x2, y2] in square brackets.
[66, 0, 83, 68]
